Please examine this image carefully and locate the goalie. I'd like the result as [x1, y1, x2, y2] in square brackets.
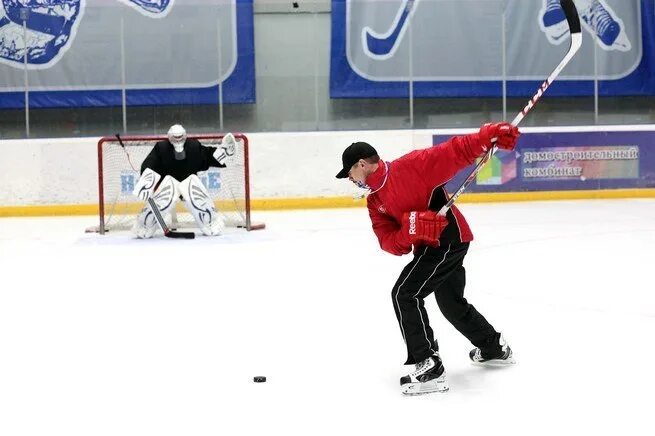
[131, 124, 236, 238]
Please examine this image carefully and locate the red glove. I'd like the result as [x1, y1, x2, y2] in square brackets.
[401, 211, 449, 246]
[479, 122, 520, 151]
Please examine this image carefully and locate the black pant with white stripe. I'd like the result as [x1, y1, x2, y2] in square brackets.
[392, 242, 499, 365]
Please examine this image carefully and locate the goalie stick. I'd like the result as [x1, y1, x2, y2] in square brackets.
[115, 134, 195, 239]
[438, 0, 582, 216]
[146, 196, 195, 239]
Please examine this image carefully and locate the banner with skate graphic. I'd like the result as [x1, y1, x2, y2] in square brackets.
[0, 0, 255, 108]
[433, 130, 655, 193]
[331, 0, 655, 97]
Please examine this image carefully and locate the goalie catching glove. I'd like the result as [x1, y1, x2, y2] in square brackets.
[132, 168, 161, 201]
[401, 211, 449, 246]
[212, 132, 237, 165]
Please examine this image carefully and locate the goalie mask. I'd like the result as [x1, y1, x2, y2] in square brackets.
[168, 124, 187, 160]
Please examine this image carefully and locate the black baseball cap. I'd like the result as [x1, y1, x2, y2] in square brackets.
[335, 142, 378, 179]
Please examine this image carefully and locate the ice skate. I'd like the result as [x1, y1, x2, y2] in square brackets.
[470, 333, 516, 366]
[540, 0, 570, 45]
[400, 353, 449, 395]
[581, 0, 631, 52]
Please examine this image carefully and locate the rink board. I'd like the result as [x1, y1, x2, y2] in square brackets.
[435, 130, 655, 194]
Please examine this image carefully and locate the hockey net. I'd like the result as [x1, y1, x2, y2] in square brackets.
[89, 133, 263, 234]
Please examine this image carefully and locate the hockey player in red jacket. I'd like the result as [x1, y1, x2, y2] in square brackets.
[336, 122, 520, 395]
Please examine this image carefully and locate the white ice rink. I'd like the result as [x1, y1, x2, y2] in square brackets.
[1, 199, 654, 436]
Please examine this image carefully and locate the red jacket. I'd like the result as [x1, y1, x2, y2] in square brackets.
[366, 132, 489, 256]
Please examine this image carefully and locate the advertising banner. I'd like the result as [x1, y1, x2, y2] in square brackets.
[332, 0, 655, 98]
[432, 130, 655, 193]
[0, 0, 255, 108]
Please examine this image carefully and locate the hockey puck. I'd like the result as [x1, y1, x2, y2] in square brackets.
[253, 376, 266, 383]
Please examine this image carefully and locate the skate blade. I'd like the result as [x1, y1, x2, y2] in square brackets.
[472, 357, 516, 367]
[611, 32, 631, 52]
[401, 379, 449, 396]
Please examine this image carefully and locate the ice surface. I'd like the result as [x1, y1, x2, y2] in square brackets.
[1, 199, 654, 436]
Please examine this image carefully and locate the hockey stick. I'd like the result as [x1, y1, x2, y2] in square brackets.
[438, 0, 582, 216]
[115, 134, 195, 239]
[146, 196, 195, 239]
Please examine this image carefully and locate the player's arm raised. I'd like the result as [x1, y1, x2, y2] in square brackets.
[414, 123, 519, 188]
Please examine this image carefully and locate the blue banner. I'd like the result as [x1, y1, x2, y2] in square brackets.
[434, 130, 655, 193]
[0, 0, 255, 108]
[331, 0, 655, 98]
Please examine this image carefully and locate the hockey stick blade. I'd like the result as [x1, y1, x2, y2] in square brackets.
[147, 197, 195, 239]
[163, 229, 196, 239]
[560, 0, 582, 34]
[439, 0, 581, 216]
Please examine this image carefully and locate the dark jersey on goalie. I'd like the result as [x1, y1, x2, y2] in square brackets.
[140, 138, 224, 182]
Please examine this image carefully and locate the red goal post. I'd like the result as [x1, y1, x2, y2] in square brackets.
[89, 133, 264, 234]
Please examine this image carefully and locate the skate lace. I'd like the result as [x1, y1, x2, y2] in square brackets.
[473, 349, 483, 361]
[546, 0, 562, 13]
[588, 1, 613, 35]
[410, 358, 432, 377]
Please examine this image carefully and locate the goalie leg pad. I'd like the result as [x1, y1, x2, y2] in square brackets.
[179, 175, 225, 236]
[133, 176, 178, 238]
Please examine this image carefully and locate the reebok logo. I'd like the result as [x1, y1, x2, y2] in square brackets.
[408, 211, 417, 235]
